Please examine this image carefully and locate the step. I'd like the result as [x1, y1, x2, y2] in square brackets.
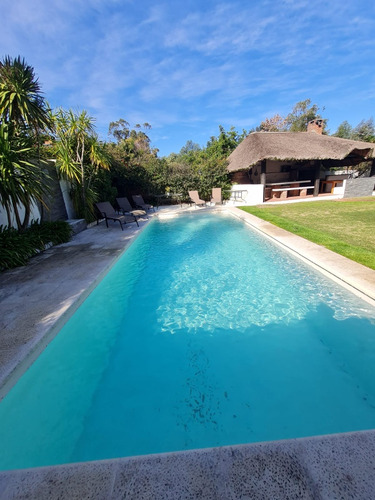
[67, 219, 87, 235]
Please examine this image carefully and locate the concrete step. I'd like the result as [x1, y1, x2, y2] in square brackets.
[67, 219, 87, 235]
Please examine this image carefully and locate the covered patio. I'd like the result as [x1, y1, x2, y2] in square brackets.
[227, 120, 375, 203]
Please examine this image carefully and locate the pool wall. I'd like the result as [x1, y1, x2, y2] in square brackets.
[0, 216, 151, 398]
[1, 205, 375, 498]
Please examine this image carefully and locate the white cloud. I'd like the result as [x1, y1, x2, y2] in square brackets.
[2, 0, 375, 154]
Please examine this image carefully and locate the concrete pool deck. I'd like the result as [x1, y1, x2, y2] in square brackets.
[1, 204, 375, 499]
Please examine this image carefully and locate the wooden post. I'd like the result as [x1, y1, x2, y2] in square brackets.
[260, 160, 266, 201]
[313, 161, 321, 197]
[260, 160, 266, 185]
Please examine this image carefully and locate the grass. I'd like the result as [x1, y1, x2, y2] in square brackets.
[240, 197, 375, 270]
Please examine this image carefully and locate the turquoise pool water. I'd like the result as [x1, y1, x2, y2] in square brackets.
[1, 212, 375, 470]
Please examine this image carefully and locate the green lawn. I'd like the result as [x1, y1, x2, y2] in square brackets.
[240, 197, 375, 270]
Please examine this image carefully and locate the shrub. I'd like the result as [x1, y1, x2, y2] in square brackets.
[0, 220, 72, 271]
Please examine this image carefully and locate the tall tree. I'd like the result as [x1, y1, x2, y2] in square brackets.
[0, 56, 52, 230]
[352, 118, 375, 142]
[259, 114, 286, 132]
[160, 126, 237, 200]
[106, 120, 161, 196]
[0, 123, 49, 229]
[108, 119, 130, 143]
[53, 109, 110, 220]
[206, 125, 247, 158]
[0, 56, 51, 132]
[285, 99, 327, 132]
[179, 140, 201, 156]
[333, 121, 353, 139]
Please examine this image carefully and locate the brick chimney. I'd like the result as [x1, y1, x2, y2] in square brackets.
[307, 119, 323, 134]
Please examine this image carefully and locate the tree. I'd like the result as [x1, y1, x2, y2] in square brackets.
[0, 56, 52, 230]
[333, 121, 353, 139]
[259, 114, 286, 132]
[206, 125, 247, 158]
[0, 123, 49, 229]
[108, 119, 130, 143]
[179, 140, 201, 156]
[0, 56, 52, 132]
[161, 126, 237, 200]
[333, 118, 375, 142]
[53, 109, 110, 221]
[285, 99, 327, 132]
[106, 120, 162, 197]
[352, 118, 375, 142]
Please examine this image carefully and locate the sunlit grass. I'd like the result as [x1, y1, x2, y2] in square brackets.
[240, 197, 375, 270]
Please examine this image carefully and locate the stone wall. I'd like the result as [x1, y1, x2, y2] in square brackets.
[343, 177, 375, 198]
[41, 162, 68, 222]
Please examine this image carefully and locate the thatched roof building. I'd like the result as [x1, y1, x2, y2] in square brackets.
[227, 120, 375, 200]
[227, 131, 375, 173]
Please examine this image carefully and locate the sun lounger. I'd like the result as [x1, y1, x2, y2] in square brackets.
[116, 197, 148, 218]
[95, 202, 139, 230]
[188, 190, 206, 207]
[211, 187, 222, 205]
[132, 195, 155, 212]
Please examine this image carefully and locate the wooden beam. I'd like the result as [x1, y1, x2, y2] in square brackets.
[260, 160, 267, 202]
[260, 160, 267, 185]
[313, 161, 321, 196]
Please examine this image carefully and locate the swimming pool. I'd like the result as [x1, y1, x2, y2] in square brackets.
[0, 211, 375, 470]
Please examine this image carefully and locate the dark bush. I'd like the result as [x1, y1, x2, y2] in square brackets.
[0, 221, 72, 271]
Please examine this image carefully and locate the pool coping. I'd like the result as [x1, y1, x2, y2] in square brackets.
[2, 429, 375, 499]
[1, 204, 375, 498]
[226, 206, 375, 306]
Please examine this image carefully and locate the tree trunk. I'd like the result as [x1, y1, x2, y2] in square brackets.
[5, 203, 12, 228]
[21, 198, 31, 231]
[11, 197, 22, 231]
[79, 139, 86, 211]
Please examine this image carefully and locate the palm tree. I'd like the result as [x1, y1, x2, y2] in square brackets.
[0, 123, 49, 229]
[53, 109, 110, 221]
[0, 56, 52, 132]
[0, 56, 52, 230]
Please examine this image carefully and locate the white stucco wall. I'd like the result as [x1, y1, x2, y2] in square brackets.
[333, 180, 345, 195]
[0, 200, 41, 229]
[229, 184, 264, 205]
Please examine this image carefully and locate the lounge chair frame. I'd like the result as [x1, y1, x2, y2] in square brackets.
[211, 187, 222, 205]
[116, 197, 148, 219]
[132, 195, 155, 212]
[188, 190, 206, 207]
[95, 202, 139, 230]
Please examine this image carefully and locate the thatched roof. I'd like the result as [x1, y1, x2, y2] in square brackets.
[227, 132, 375, 172]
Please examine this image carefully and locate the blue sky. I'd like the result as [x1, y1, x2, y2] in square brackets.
[2, 0, 375, 156]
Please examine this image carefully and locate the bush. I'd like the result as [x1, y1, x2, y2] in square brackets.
[0, 220, 72, 271]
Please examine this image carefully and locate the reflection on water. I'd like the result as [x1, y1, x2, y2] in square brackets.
[156, 213, 374, 332]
